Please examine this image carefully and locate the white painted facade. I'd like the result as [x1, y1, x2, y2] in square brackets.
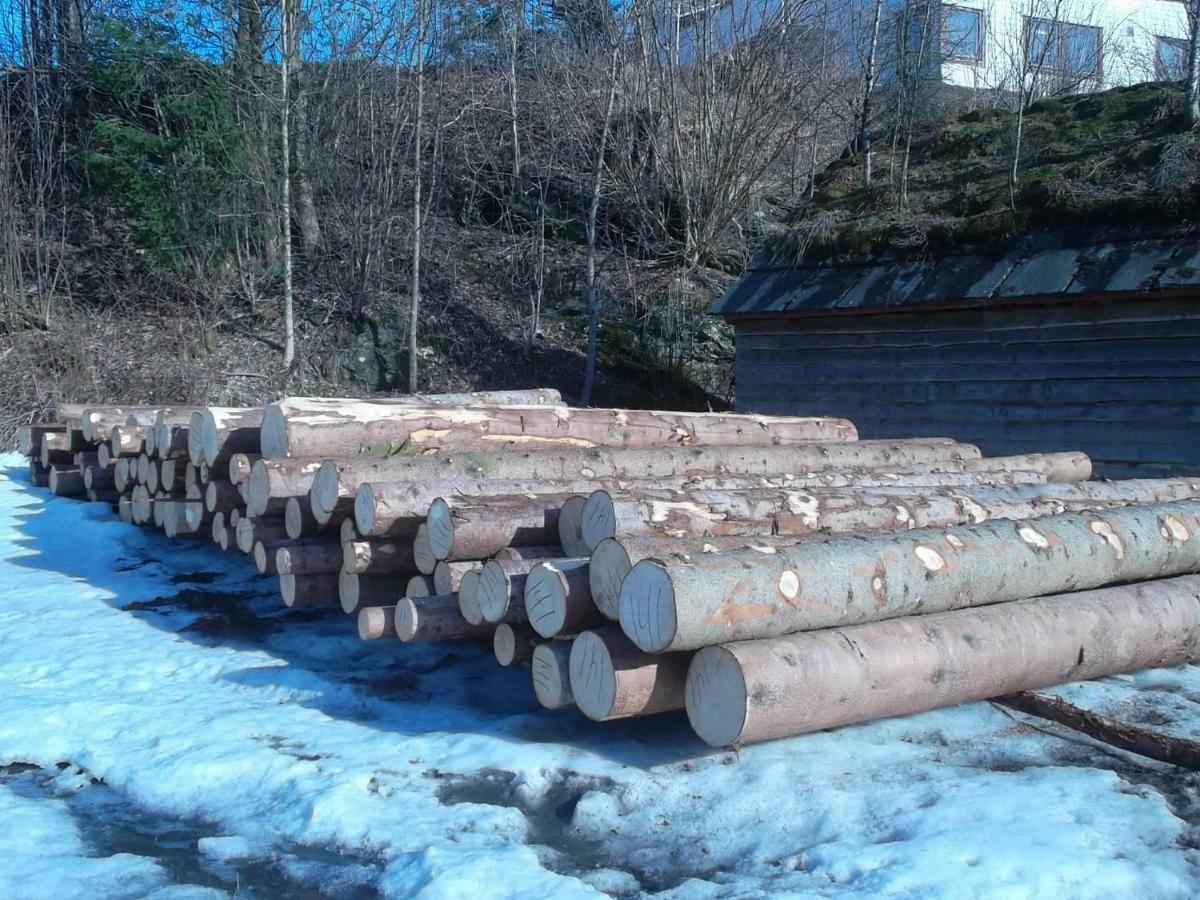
[927, 0, 1190, 93]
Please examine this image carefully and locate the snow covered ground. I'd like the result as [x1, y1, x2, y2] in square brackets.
[1, 452, 1200, 899]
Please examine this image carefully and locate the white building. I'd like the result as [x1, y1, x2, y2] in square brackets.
[664, 0, 1191, 95]
[903, 0, 1190, 94]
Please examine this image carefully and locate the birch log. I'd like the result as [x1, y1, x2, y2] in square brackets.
[620, 500, 1200, 653]
[685, 575, 1200, 747]
[308, 439, 978, 523]
[569, 628, 691, 721]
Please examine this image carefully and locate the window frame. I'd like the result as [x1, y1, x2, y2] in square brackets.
[1155, 35, 1189, 81]
[1023, 16, 1104, 80]
[940, 3, 986, 64]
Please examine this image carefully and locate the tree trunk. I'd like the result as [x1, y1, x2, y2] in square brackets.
[308, 438, 975, 522]
[358, 605, 397, 641]
[342, 539, 417, 575]
[568, 627, 690, 721]
[198, 408, 264, 467]
[338, 571, 402, 614]
[579, 42, 621, 406]
[623, 499, 1200, 653]
[582, 479, 1200, 552]
[276, 541, 344, 575]
[280, 0, 296, 369]
[262, 400, 856, 459]
[494, 623, 539, 667]
[279, 572, 339, 608]
[686, 575, 1200, 747]
[589, 533, 833, 620]
[425, 494, 564, 561]
[407, 0, 428, 393]
[397, 595, 493, 642]
[247, 457, 321, 516]
[525, 559, 604, 638]
[1188, 1, 1200, 125]
[532, 642, 576, 709]
[433, 560, 480, 596]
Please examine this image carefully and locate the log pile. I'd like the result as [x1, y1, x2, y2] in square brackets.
[18, 391, 1200, 749]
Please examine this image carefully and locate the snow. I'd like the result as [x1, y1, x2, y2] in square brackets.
[1, 452, 1199, 897]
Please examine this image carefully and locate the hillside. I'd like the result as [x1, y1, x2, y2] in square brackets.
[774, 82, 1200, 261]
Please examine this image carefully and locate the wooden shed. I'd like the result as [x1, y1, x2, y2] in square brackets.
[712, 225, 1200, 478]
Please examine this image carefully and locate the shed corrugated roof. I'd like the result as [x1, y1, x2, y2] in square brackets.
[712, 226, 1200, 318]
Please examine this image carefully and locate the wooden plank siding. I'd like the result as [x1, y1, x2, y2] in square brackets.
[732, 297, 1200, 478]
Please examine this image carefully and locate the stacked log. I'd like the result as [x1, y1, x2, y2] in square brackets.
[18, 390, 1200, 750]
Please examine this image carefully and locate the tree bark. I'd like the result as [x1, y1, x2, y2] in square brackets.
[568, 627, 690, 721]
[623, 499, 1200, 653]
[261, 399, 857, 459]
[686, 575, 1200, 747]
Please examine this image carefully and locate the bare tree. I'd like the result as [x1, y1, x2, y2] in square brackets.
[408, 0, 429, 393]
[281, 0, 297, 368]
[1187, 0, 1200, 124]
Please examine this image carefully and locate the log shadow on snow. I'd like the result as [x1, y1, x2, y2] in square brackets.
[3, 466, 706, 767]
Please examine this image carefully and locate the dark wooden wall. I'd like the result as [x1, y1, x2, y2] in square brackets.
[732, 297, 1200, 478]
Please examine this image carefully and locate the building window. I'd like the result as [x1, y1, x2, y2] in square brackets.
[942, 5, 984, 62]
[1024, 17, 1102, 78]
[1156, 36, 1188, 81]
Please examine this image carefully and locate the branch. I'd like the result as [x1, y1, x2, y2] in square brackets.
[995, 690, 1200, 770]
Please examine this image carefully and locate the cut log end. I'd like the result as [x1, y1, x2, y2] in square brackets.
[425, 497, 454, 560]
[260, 404, 288, 459]
[567, 631, 617, 720]
[557, 495, 588, 557]
[457, 569, 484, 625]
[339, 570, 359, 614]
[247, 461, 271, 517]
[684, 646, 748, 748]
[285, 496, 303, 540]
[477, 559, 511, 624]
[413, 523, 437, 574]
[406, 574, 433, 598]
[525, 562, 567, 638]
[618, 559, 677, 652]
[494, 623, 537, 667]
[580, 490, 616, 553]
[358, 605, 396, 641]
[311, 461, 340, 522]
[532, 643, 574, 710]
[354, 484, 377, 535]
